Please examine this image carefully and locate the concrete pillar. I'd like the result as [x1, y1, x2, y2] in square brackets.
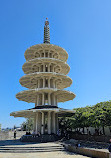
[35, 101, 37, 107]
[37, 112, 42, 133]
[52, 112, 56, 134]
[53, 94, 56, 106]
[33, 114, 36, 132]
[42, 93, 44, 105]
[41, 112, 45, 134]
[56, 96, 58, 106]
[43, 78, 45, 88]
[48, 111, 51, 134]
[48, 78, 50, 88]
[48, 93, 51, 105]
[55, 80, 57, 88]
[43, 64, 45, 72]
[35, 113, 38, 134]
[38, 79, 40, 88]
[37, 95, 39, 106]
[52, 65, 54, 72]
[35, 95, 39, 107]
[56, 113, 59, 134]
[49, 63, 51, 72]
[36, 80, 38, 88]
[53, 79, 56, 88]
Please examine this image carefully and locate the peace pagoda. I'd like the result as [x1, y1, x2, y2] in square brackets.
[10, 18, 76, 137]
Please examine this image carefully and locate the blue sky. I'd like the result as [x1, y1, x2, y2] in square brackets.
[0, 0, 111, 128]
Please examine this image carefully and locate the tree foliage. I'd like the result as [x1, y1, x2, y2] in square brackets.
[21, 118, 34, 131]
[59, 101, 111, 134]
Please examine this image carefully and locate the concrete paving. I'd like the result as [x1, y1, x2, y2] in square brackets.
[0, 139, 90, 158]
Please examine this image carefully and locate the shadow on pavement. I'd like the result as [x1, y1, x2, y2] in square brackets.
[0, 139, 40, 146]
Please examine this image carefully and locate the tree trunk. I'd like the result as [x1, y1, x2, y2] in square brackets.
[82, 127, 84, 134]
[87, 128, 89, 134]
[103, 126, 105, 135]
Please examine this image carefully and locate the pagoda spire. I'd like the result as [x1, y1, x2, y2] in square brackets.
[44, 18, 50, 44]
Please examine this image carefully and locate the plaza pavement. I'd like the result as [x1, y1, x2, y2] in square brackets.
[0, 139, 90, 158]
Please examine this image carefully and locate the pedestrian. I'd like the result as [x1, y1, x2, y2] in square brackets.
[57, 129, 59, 136]
[75, 143, 78, 149]
[37, 131, 40, 137]
[32, 130, 36, 135]
[108, 139, 111, 158]
[14, 130, 16, 139]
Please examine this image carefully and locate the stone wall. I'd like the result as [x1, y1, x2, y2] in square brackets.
[64, 144, 109, 158]
[0, 131, 26, 140]
[0, 131, 9, 140]
[9, 131, 26, 139]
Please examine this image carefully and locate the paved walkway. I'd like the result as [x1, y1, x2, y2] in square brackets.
[0, 139, 90, 158]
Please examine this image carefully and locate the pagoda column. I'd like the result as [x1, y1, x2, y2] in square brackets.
[41, 112, 45, 134]
[43, 77, 45, 88]
[52, 112, 56, 134]
[35, 95, 39, 106]
[48, 78, 50, 88]
[42, 93, 45, 105]
[48, 111, 51, 134]
[56, 96, 58, 106]
[33, 114, 36, 132]
[53, 94, 56, 106]
[48, 64, 50, 72]
[38, 79, 40, 88]
[56, 113, 59, 134]
[37, 112, 42, 133]
[35, 112, 38, 134]
[48, 93, 51, 105]
[53, 79, 56, 88]
[52, 65, 54, 72]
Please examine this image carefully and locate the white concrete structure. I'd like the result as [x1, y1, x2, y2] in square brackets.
[10, 18, 76, 135]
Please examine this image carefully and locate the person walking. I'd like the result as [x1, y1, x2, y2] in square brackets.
[14, 130, 16, 139]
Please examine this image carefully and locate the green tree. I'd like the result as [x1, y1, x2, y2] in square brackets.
[59, 117, 75, 131]
[59, 100, 111, 135]
[92, 101, 111, 134]
[21, 118, 34, 131]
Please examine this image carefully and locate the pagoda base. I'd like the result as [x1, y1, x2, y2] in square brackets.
[20, 134, 60, 143]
